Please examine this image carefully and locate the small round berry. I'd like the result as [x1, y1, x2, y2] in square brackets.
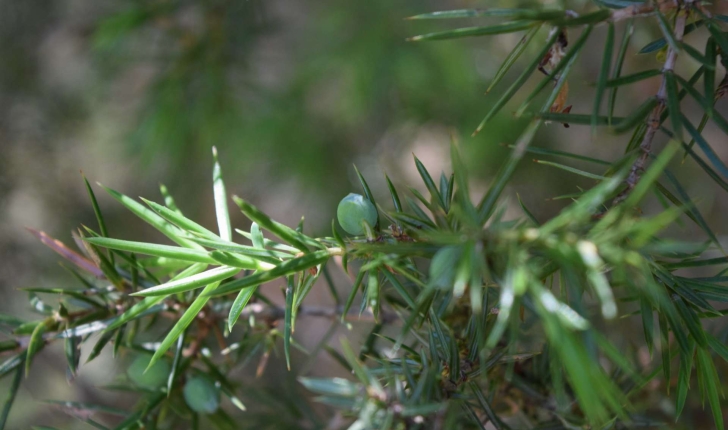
[127, 355, 171, 390]
[337, 193, 377, 235]
[183, 376, 220, 414]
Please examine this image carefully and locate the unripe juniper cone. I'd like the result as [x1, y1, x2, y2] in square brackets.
[337, 193, 377, 235]
[127, 355, 171, 389]
[183, 376, 220, 414]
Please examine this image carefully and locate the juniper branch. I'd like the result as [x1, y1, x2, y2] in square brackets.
[613, 0, 688, 205]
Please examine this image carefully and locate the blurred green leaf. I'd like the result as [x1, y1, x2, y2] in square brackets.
[159, 184, 181, 214]
[595, 0, 645, 9]
[533, 159, 606, 180]
[675, 341, 695, 419]
[408, 20, 537, 42]
[25, 322, 46, 377]
[639, 20, 704, 53]
[593, 23, 614, 133]
[655, 10, 679, 53]
[664, 71, 682, 140]
[612, 97, 658, 134]
[606, 69, 661, 88]
[551, 9, 611, 27]
[0, 362, 22, 430]
[609, 20, 635, 124]
[487, 25, 540, 94]
[407, 8, 565, 20]
[473, 29, 561, 134]
[299, 377, 361, 397]
[696, 347, 724, 430]
[86, 329, 116, 364]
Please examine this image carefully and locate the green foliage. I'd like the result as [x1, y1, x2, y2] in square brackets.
[2, 1, 728, 429]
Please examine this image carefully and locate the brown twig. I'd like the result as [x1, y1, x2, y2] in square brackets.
[608, 1, 678, 23]
[609, 4, 656, 22]
[613, 0, 688, 205]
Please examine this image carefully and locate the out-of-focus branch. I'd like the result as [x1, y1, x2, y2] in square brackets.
[3, 300, 397, 362]
[613, 0, 687, 205]
[609, 2, 678, 23]
[237, 302, 399, 325]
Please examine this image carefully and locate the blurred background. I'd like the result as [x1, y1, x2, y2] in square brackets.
[1, 0, 727, 428]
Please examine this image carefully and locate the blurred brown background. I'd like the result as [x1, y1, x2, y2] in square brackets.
[1, 0, 727, 428]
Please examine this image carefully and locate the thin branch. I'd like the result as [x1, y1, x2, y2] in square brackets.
[236, 302, 399, 325]
[608, 2, 680, 23]
[613, 1, 688, 205]
[610, 4, 657, 23]
[1, 288, 398, 361]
